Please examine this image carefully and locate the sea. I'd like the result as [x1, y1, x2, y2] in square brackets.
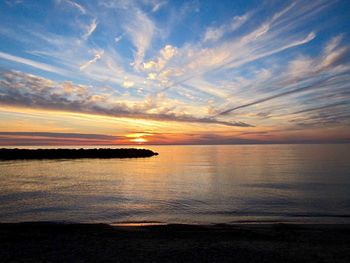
[1, 144, 350, 224]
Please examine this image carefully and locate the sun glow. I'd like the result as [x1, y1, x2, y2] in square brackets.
[129, 137, 148, 143]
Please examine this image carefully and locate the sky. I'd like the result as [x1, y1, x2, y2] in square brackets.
[0, 0, 349, 145]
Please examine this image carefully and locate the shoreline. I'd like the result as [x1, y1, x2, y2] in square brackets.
[1, 222, 350, 262]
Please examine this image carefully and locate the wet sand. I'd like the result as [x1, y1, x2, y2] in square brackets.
[1, 223, 350, 262]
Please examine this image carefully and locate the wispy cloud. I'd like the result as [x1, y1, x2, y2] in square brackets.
[212, 34, 350, 128]
[124, 9, 155, 70]
[203, 13, 250, 42]
[0, 131, 118, 140]
[114, 34, 124, 43]
[5, 0, 23, 7]
[0, 131, 122, 145]
[83, 18, 97, 40]
[151, 0, 167, 12]
[152, 2, 321, 94]
[63, 0, 86, 14]
[0, 51, 68, 76]
[216, 76, 334, 116]
[80, 50, 104, 71]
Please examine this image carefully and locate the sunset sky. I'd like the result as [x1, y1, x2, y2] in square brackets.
[0, 0, 349, 145]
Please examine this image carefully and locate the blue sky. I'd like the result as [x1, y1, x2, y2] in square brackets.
[0, 0, 349, 145]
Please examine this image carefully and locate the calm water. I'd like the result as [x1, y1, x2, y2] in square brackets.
[1, 144, 350, 224]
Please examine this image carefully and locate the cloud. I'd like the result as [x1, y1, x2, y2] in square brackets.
[0, 51, 68, 76]
[160, 44, 177, 60]
[64, 0, 86, 14]
[155, 1, 320, 94]
[80, 50, 104, 71]
[203, 13, 250, 42]
[143, 44, 177, 72]
[151, 0, 167, 12]
[114, 34, 124, 43]
[0, 132, 122, 146]
[216, 71, 350, 118]
[83, 18, 97, 40]
[0, 131, 118, 140]
[5, 0, 23, 7]
[147, 73, 157, 80]
[124, 10, 155, 71]
[122, 79, 135, 88]
[217, 78, 328, 116]
[205, 32, 350, 130]
[317, 36, 350, 72]
[1, 0, 349, 137]
[0, 70, 251, 127]
[179, 0, 200, 15]
[203, 28, 225, 43]
[291, 101, 349, 115]
[143, 61, 158, 70]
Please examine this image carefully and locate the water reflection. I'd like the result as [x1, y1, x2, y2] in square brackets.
[0, 144, 349, 223]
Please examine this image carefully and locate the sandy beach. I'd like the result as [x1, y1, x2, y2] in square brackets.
[1, 223, 350, 262]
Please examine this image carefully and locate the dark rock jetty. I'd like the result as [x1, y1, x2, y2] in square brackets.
[0, 148, 158, 160]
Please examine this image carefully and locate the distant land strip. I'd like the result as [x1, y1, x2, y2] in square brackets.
[0, 148, 158, 160]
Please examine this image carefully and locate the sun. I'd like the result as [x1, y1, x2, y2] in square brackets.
[126, 133, 152, 144]
[129, 137, 148, 144]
